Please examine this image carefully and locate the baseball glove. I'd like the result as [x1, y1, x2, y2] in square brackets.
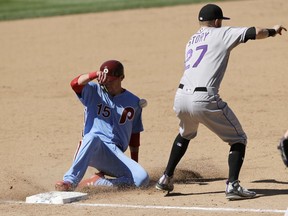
[278, 137, 288, 167]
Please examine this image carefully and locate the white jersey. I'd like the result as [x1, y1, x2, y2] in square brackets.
[180, 26, 248, 91]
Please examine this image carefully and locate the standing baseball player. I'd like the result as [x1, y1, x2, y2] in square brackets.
[55, 60, 149, 191]
[155, 4, 286, 200]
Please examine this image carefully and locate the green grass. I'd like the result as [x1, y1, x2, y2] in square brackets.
[0, 0, 214, 21]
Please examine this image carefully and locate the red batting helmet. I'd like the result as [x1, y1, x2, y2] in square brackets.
[100, 60, 124, 81]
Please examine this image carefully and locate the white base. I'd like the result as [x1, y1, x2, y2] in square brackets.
[26, 191, 88, 204]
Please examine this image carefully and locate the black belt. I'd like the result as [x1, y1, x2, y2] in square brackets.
[178, 84, 207, 92]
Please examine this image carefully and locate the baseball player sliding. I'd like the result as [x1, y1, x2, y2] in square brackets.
[156, 4, 286, 200]
[55, 60, 149, 191]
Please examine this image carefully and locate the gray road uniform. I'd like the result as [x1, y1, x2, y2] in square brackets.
[175, 26, 249, 144]
[156, 3, 285, 201]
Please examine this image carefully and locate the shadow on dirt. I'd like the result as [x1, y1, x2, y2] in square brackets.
[250, 179, 288, 197]
[148, 168, 227, 187]
[163, 190, 224, 197]
[250, 188, 288, 197]
[252, 179, 288, 185]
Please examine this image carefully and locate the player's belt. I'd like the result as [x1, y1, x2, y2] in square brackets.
[178, 84, 207, 92]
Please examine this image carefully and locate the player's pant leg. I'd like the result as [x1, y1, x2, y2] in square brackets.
[63, 133, 102, 185]
[197, 98, 247, 182]
[89, 142, 149, 187]
[173, 91, 199, 140]
[199, 98, 247, 145]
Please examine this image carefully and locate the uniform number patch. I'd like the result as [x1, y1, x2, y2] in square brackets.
[97, 104, 135, 124]
[185, 44, 208, 70]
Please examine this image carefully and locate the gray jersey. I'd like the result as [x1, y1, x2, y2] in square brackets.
[174, 26, 249, 144]
[180, 26, 248, 91]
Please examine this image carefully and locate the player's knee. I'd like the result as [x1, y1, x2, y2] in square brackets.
[134, 169, 150, 187]
[180, 132, 197, 141]
[83, 133, 101, 145]
[230, 143, 246, 157]
[176, 133, 190, 146]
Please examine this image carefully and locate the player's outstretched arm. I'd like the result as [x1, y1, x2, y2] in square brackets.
[255, 25, 287, 39]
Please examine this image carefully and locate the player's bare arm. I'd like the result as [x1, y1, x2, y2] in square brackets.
[129, 133, 140, 162]
[255, 25, 287, 39]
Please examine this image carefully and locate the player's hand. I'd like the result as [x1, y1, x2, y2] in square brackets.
[273, 25, 287, 35]
[96, 71, 107, 84]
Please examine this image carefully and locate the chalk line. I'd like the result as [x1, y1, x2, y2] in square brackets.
[1, 200, 286, 214]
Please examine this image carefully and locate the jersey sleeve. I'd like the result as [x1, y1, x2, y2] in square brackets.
[222, 27, 249, 50]
[77, 82, 99, 106]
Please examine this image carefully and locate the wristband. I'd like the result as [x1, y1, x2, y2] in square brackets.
[267, 29, 276, 37]
[88, 71, 98, 80]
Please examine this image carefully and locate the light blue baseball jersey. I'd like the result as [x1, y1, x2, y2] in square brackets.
[78, 82, 143, 151]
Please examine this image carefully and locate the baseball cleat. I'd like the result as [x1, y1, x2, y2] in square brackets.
[155, 174, 174, 192]
[78, 172, 105, 188]
[55, 181, 75, 191]
[225, 180, 256, 200]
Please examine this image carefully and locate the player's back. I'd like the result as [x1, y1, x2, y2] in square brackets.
[181, 26, 247, 90]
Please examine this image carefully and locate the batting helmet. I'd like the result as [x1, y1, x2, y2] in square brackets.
[100, 60, 124, 80]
